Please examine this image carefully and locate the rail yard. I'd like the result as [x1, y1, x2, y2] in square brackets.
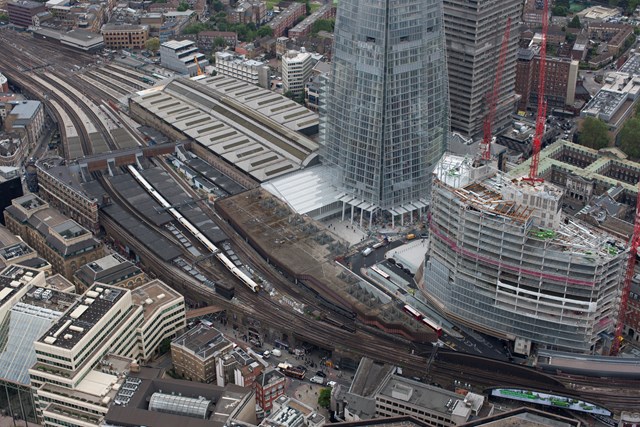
[0, 29, 639, 419]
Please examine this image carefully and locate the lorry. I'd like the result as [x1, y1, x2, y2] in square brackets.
[361, 247, 373, 257]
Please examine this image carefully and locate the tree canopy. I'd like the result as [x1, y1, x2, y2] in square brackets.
[578, 117, 610, 150]
[318, 388, 331, 409]
[145, 37, 160, 52]
[177, 0, 189, 11]
[312, 19, 334, 34]
[568, 16, 581, 29]
[619, 118, 640, 158]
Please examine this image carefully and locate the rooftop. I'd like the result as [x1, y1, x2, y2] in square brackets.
[15, 193, 46, 212]
[105, 368, 253, 427]
[171, 324, 232, 360]
[38, 284, 127, 350]
[0, 242, 34, 262]
[8, 101, 41, 121]
[44, 274, 76, 292]
[0, 265, 41, 308]
[437, 154, 627, 258]
[75, 253, 142, 287]
[131, 279, 182, 319]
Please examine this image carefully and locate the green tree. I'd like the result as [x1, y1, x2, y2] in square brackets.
[0, 13, 8, 22]
[578, 117, 610, 150]
[318, 388, 331, 409]
[257, 26, 273, 37]
[145, 37, 161, 52]
[568, 16, 581, 29]
[312, 19, 334, 33]
[212, 0, 224, 11]
[177, 0, 189, 11]
[552, 5, 568, 16]
[213, 36, 226, 47]
[619, 118, 640, 158]
[183, 22, 207, 34]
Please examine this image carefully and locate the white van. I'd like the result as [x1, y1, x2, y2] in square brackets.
[272, 349, 282, 357]
[262, 350, 271, 359]
[310, 376, 325, 385]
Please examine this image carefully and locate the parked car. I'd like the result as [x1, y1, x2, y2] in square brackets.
[316, 371, 327, 378]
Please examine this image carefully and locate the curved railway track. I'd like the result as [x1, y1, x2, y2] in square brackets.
[1, 38, 640, 415]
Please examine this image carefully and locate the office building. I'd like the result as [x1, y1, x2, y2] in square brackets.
[160, 39, 209, 76]
[104, 368, 257, 427]
[321, 0, 449, 217]
[443, 0, 523, 137]
[171, 324, 234, 383]
[421, 155, 627, 354]
[0, 167, 23, 225]
[102, 23, 149, 50]
[35, 157, 101, 234]
[0, 265, 61, 424]
[29, 281, 185, 425]
[7, 0, 45, 27]
[335, 358, 489, 425]
[214, 51, 269, 88]
[4, 100, 45, 149]
[282, 50, 313, 96]
[74, 253, 145, 293]
[516, 48, 579, 112]
[3, 194, 105, 280]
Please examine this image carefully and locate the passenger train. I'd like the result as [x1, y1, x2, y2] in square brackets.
[127, 165, 260, 292]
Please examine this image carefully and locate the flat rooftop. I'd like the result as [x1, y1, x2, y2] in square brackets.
[76, 253, 142, 287]
[0, 242, 34, 262]
[52, 220, 89, 240]
[131, 279, 181, 320]
[38, 284, 126, 350]
[0, 265, 40, 308]
[14, 193, 46, 212]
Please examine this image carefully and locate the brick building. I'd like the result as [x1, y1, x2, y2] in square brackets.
[7, 0, 45, 27]
[254, 369, 286, 413]
[4, 100, 45, 151]
[102, 23, 149, 49]
[171, 324, 234, 383]
[198, 30, 238, 50]
[515, 47, 579, 111]
[268, 1, 306, 38]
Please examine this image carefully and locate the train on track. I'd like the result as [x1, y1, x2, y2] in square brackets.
[403, 304, 443, 338]
[127, 165, 260, 292]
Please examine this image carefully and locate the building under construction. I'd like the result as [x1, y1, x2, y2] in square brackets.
[421, 154, 627, 355]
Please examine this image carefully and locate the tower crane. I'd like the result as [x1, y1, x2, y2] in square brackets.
[611, 183, 640, 355]
[479, 17, 512, 162]
[525, 0, 549, 183]
[194, 55, 204, 76]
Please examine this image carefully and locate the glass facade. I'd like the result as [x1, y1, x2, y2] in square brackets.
[321, 0, 449, 210]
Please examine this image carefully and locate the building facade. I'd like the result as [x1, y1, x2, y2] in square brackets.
[282, 50, 312, 96]
[29, 281, 185, 425]
[321, 0, 449, 214]
[214, 51, 269, 88]
[268, 1, 306, 37]
[102, 24, 149, 50]
[4, 100, 45, 150]
[7, 0, 45, 27]
[171, 325, 234, 383]
[516, 48, 579, 111]
[443, 0, 523, 137]
[0, 167, 23, 225]
[3, 194, 105, 279]
[160, 39, 209, 76]
[421, 155, 627, 354]
[254, 369, 286, 413]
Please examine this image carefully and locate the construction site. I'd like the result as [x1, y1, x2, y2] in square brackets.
[421, 155, 628, 355]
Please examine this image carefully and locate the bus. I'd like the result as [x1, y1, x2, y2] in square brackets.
[282, 367, 305, 380]
[403, 304, 423, 319]
[421, 316, 443, 338]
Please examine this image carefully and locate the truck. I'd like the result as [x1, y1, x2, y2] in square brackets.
[361, 247, 373, 257]
[271, 349, 282, 357]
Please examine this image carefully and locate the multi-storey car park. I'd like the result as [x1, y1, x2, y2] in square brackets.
[421, 155, 627, 355]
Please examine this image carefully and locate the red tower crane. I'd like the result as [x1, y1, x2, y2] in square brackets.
[611, 183, 640, 355]
[526, 0, 549, 182]
[480, 17, 512, 161]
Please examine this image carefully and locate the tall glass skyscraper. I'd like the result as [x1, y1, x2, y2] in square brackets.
[321, 0, 450, 212]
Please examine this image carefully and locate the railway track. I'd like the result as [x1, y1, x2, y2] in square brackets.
[1, 37, 640, 414]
